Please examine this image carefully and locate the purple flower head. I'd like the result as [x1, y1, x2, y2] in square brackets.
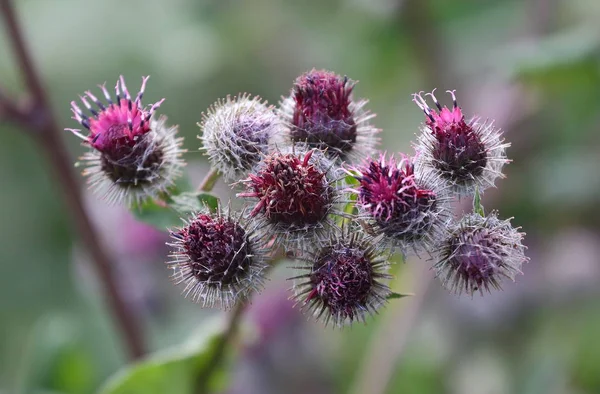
[435, 212, 528, 296]
[199, 94, 283, 182]
[167, 207, 269, 309]
[237, 146, 340, 250]
[279, 69, 378, 162]
[413, 89, 509, 196]
[67, 76, 184, 205]
[349, 153, 450, 254]
[290, 229, 391, 326]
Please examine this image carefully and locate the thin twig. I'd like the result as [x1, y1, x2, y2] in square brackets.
[0, 0, 144, 359]
[197, 167, 221, 192]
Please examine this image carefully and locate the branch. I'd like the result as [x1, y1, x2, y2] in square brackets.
[0, 0, 144, 359]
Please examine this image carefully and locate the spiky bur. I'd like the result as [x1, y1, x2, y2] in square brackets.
[435, 212, 528, 296]
[278, 69, 378, 162]
[199, 94, 283, 182]
[67, 76, 185, 206]
[237, 146, 340, 250]
[348, 154, 450, 254]
[166, 207, 269, 310]
[290, 229, 392, 326]
[412, 90, 509, 196]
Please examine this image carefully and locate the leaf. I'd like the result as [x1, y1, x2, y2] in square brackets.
[131, 199, 182, 230]
[98, 318, 230, 394]
[132, 192, 220, 231]
[472, 187, 485, 217]
[387, 292, 413, 300]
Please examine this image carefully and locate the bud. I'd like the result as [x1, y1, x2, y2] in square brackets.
[348, 153, 450, 254]
[279, 69, 378, 162]
[434, 212, 528, 296]
[199, 94, 282, 182]
[412, 90, 509, 196]
[290, 229, 391, 326]
[237, 146, 339, 250]
[67, 76, 184, 206]
[166, 207, 269, 309]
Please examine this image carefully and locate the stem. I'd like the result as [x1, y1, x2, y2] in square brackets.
[350, 263, 433, 394]
[197, 167, 220, 192]
[0, 0, 144, 359]
[195, 301, 246, 394]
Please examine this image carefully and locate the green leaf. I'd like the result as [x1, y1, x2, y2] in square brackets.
[98, 318, 230, 394]
[344, 172, 360, 186]
[387, 292, 413, 300]
[473, 188, 485, 217]
[132, 192, 220, 231]
[131, 199, 182, 230]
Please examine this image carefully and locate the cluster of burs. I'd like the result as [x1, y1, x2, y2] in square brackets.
[68, 70, 528, 327]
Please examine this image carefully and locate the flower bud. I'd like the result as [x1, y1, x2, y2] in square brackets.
[166, 207, 269, 309]
[279, 69, 378, 162]
[349, 153, 450, 254]
[434, 212, 528, 296]
[199, 94, 282, 182]
[412, 90, 509, 196]
[290, 229, 391, 326]
[67, 76, 184, 206]
[237, 146, 339, 250]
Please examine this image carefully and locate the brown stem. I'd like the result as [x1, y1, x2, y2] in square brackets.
[0, 0, 144, 359]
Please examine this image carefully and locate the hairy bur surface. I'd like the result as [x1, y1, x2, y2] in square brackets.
[280, 69, 378, 162]
[68, 75, 183, 205]
[435, 212, 528, 296]
[350, 154, 447, 252]
[292, 231, 391, 326]
[200, 94, 281, 181]
[167, 210, 267, 309]
[413, 90, 508, 196]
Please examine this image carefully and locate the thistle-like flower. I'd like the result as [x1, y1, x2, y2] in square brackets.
[68, 76, 184, 206]
[166, 207, 269, 309]
[290, 228, 392, 326]
[412, 90, 509, 196]
[348, 154, 450, 254]
[237, 146, 340, 250]
[199, 94, 282, 182]
[434, 212, 528, 296]
[279, 69, 378, 162]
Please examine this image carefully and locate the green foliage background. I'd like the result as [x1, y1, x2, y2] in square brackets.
[1, 0, 600, 393]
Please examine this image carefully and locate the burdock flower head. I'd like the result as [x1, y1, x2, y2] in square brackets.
[279, 69, 378, 162]
[237, 146, 339, 250]
[167, 207, 269, 309]
[434, 211, 528, 296]
[349, 153, 450, 254]
[412, 89, 509, 196]
[290, 229, 392, 326]
[199, 94, 282, 182]
[68, 76, 184, 206]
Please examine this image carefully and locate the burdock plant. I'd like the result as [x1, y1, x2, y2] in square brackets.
[63, 72, 527, 326]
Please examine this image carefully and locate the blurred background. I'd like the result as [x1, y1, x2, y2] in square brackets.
[1, 0, 600, 393]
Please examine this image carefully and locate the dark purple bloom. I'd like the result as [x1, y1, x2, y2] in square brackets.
[413, 89, 509, 196]
[238, 147, 339, 249]
[291, 230, 391, 326]
[349, 154, 449, 253]
[67, 76, 184, 205]
[279, 69, 378, 162]
[167, 208, 268, 309]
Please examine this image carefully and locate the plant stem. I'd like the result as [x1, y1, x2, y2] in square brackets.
[195, 301, 246, 394]
[0, 0, 144, 359]
[197, 167, 220, 192]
